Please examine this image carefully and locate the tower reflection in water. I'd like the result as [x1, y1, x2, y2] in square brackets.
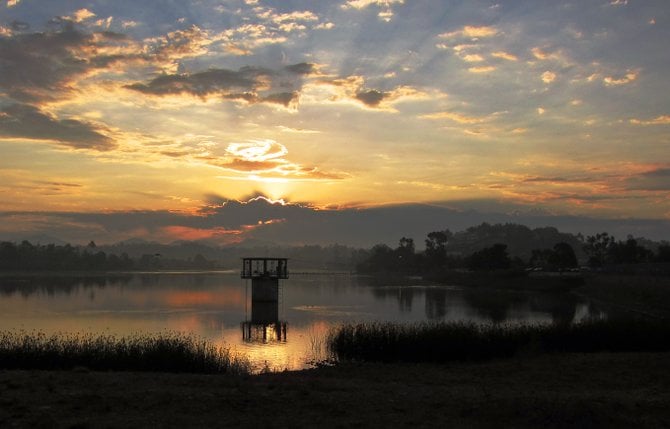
[240, 257, 288, 343]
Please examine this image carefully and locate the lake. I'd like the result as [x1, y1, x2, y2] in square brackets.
[0, 272, 608, 371]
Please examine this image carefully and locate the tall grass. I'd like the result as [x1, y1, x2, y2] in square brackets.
[0, 331, 250, 374]
[327, 319, 670, 363]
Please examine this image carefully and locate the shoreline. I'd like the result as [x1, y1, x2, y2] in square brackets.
[2, 352, 669, 427]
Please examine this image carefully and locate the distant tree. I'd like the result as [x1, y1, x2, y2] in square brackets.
[425, 230, 452, 270]
[550, 242, 578, 269]
[583, 233, 615, 267]
[467, 243, 511, 271]
[657, 244, 670, 263]
[357, 244, 394, 273]
[530, 242, 577, 271]
[529, 248, 554, 268]
[608, 237, 653, 264]
[192, 253, 211, 269]
[395, 237, 417, 273]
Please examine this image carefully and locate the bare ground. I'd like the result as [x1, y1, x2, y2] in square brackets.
[1, 352, 669, 428]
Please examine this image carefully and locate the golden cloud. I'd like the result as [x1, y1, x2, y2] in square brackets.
[420, 111, 487, 124]
[72, 8, 96, 22]
[491, 51, 518, 61]
[439, 25, 498, 39]
[341, 0, 404, 22]
[629, 115, 670, 125]
[541, 71, 557, 84]
[462, 54, 484, 63]
[468, 66, 495, 73]
[603, 71, 638, 86]
[200, 139, 348, 181]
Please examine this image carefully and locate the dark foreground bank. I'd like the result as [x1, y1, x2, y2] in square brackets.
[1, 353, 669, 428]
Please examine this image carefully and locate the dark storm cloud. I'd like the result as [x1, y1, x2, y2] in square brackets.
[355, 89, 386, 107]
[0, 104, 115, 150]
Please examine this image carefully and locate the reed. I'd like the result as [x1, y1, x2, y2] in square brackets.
[0, 331, 250, 374]
[327, 319, 670, 363]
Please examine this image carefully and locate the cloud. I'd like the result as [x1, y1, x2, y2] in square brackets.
[126, 68, 259, 96]
[3, 197, 669, 246]
[468, 66, 495, 73]
[226, 140, 288, 162]
[355, 89, 386, 107]
[420, 111, 487, 124]
[462, 54, 484, 63]
[439, 26, 498, 40]
[603, 71, 638, 86]
[341, 0, 404, 22]
[0, 22, 141, 104]
[624, 167, 670, 191]
[315, 22, 335, 30]
[285, 62, 316, 75]
[306, 74, 426, 111]
[125, 63, 314, 107]
[629, 115, 670, 126]
[491, 51, 517, 61]
[0, 104, 115, 150]
[71, 8, 96, 23]
[530, 47, 567, 62]
[195, 139, 348, 181]
[148, 26, 214, 66]
[541, 71, 557, 84]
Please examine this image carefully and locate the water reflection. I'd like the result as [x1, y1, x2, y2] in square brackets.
[241, 286, 288, 343]
[0, 275, 132, 298]
[0, 273, 609, 370]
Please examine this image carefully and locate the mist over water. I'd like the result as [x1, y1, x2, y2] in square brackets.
[0, 272, 607, 371]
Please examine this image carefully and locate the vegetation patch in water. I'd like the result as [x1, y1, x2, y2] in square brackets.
[327, 319, 670, 363]
[0, 331, 250, 374]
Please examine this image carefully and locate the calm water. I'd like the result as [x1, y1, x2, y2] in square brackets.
[0, 272, 607, 371]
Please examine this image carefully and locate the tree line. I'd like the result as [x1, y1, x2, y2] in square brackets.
[0, 241, 215, 271]
[356, 224, 670, 275]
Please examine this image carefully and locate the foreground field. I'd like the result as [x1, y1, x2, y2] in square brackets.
[2, 352, 669, 428]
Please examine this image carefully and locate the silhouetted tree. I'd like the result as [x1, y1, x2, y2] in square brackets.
[467, 243, 511, 271]
[551, 242, 578, 269]
[356, 244, 394, 273]
[657, 244, 670, 263]
[530, 242, 577, 270]
[425, 230, 451, 270]
[395, 237, 418, 274]
[608, 237, 653, 264]
[583, 233, 615, 267]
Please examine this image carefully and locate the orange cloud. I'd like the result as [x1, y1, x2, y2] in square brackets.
[162, 225, 244, 241]
[420, 111, 487, 124]
[439, 25, 498, 39]
[603, 71, 638, 86]
[491, 51, 517, 61]
[629, 115, 670, 125]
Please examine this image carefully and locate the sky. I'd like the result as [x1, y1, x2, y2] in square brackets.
[0, 0, 669, 245]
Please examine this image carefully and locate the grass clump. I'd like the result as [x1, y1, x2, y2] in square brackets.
[327, 319, 670, 363]
[0, 331, 250, 374]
